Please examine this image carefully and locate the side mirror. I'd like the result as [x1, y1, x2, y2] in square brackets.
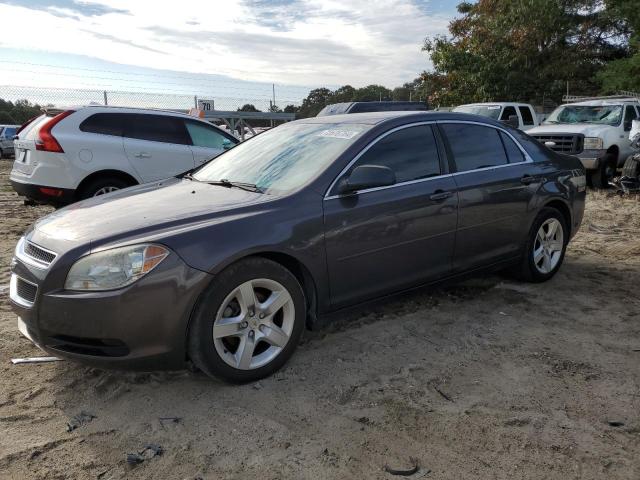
[504, 115, 519, 129]
[222, 138, 234, 150]
[339, 165, 396, 194]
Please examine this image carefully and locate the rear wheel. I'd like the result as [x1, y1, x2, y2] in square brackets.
[589, 153, 616, 189]
[78, 176, 131, 200]
[516, 207, 568, 283]
[188, 257, 306, 383]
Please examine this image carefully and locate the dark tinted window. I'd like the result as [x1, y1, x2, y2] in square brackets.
[126, 114, 191, 144]
[4, 127, 17, 137]
[518, 106, 534, 125]
[79, 113, 129, 136]
[624, 105, 638, 130]
[441, 123, 508, 172]
[350, 125, 440, 183]
[500, 131, 525, 163]
[500, 106, 517, 121]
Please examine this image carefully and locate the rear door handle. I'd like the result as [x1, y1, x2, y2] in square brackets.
[429, 190, 453, 201]
[134, 152, 151, 158]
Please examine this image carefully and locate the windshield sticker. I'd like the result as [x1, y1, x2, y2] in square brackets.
[316, 129, 360, 139]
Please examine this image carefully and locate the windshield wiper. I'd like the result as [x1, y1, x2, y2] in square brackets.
[205, 179, 263, 193]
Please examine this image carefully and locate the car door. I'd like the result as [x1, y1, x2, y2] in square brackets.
[438, 121, 538, 272]
[323, 123, 458, 308]
[184, 120, 236, 167]
[123, 114, 195, 182]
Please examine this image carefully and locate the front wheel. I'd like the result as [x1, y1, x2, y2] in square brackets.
[515, 207, 568, 283]
[589, 154, 616, 189]
[188, 257, 306, 383]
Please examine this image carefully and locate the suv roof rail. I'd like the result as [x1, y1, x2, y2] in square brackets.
[562, 91, 640, 102]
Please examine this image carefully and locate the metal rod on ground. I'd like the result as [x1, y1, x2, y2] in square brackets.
[11, 356, 62, 364]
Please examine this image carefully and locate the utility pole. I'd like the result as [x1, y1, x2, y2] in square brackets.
[272, 83, 276, 110]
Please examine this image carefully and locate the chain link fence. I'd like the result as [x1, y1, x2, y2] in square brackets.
[0, 85, 302, 113]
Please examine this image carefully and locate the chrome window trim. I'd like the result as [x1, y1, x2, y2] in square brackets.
[324, 120, 533, 200]
[15, 237, 58, 270]
[9, 274, 37, 308]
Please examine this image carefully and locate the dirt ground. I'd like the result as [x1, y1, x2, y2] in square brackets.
[0, 159, 638, 480]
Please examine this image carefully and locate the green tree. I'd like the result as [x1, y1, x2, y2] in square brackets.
[423, 0, 629, 106]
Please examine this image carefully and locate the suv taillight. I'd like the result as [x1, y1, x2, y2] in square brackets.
[35, 110, 75, 153]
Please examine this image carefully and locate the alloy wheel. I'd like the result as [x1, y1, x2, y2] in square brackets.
[93, 186, 120, 196]
[213, 278, 295, 370]
[533, 218, 564, 274]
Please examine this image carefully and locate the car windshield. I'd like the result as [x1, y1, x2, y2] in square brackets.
[192, 122, 368, 193]
[544, 105, 623, 125]
[453, 105, 502, 119]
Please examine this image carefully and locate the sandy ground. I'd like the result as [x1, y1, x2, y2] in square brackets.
[0, 159, 638, 480]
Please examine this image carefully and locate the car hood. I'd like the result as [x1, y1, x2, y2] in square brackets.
[28, 178, 272, 252]
[527, 123, 613, 137]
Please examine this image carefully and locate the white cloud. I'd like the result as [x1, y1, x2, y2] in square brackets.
[0, 0, 452, 87]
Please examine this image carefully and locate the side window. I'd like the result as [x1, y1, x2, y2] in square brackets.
[5, 127, 17, 137]
[624, 105, 638, 130]
[500, 131, 525, 163]
[441, 123, 509, 172]
[518, 106, 534, 126]
[185, 121, 231, 149]
[126, 114, 191, 145]
[79, 113, 128, 136]
[500, 106, 517, 121]
[349, 125, 441, 184]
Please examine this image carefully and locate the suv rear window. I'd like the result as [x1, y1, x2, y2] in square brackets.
[126, 114, 191, 145]
[80, 113, 129, 136]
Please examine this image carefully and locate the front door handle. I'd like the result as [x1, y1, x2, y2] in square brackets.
[429, 190, 453, 201]
[134, 152, 151, 158]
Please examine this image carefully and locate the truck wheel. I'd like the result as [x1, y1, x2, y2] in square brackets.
[621, 155, 640, 179]
[589, 154, 616, 189]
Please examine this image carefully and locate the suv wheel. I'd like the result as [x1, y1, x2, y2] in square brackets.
[516, 207, 568, 283]
[589, 153, 616, 189]
[78, 177, 131, 200]
[188, 257, 306, 383]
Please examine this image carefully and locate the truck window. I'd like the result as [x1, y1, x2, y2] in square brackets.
[500, 106, 517, 122]
[518, 107, 534, 126]
[624, 105, 638, 131]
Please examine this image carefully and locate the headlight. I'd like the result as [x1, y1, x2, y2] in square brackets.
[65, 244, 169, 291]
[583, 137, 603, 150]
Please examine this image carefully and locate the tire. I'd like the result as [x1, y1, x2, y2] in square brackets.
[188, 257, 306, 383]
[589, 153, 616, 189]
[621, 154, 640, 179]
[515, 207, 568, 283]
[78, 176, 131, 200]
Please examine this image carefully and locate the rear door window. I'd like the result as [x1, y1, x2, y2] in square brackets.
[500, 131, 525, 163]
[518, 107, 535, 126]
[348, 125, 441, 183]
[441, 123, 509, 172]
[79, 113, 129, 136]
[126, 114, 191, 145]
[500, 106, 517, 121]
[185, 121, 233, 149]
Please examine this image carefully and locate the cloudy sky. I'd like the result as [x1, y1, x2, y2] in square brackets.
[0, 0, 458, 103]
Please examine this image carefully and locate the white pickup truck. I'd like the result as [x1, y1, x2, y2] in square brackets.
[452, 102, 541, 131]
[527, 97, 640, 188]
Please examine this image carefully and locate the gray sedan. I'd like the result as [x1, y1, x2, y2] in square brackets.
[9, 111, 586, 382]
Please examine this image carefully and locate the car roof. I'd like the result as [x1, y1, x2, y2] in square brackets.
[456, 102, 530, 107]
[297, 110, 507, 127]
[564, 99, 640, 106]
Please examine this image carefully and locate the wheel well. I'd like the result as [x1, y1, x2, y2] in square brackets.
[606, 145, 619, 163]
[254, 252, 318, 329]
[544, 200, 572, 235]
[76, 170, 138, 198]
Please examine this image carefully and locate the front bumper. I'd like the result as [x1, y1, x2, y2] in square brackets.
[9, 250, 212, 370]
[10, 178, 75, 205]
[576, 149, 608, 170]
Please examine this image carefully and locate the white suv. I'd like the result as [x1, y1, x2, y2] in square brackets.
[9, 106, 238, 204]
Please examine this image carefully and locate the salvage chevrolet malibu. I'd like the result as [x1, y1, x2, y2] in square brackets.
[10, 111, 586, 382]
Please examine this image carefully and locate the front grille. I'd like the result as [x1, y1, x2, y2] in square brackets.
[24, 241, 57, 266]
[16, 277, 37, 303]
[531, 134, 584, 154]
